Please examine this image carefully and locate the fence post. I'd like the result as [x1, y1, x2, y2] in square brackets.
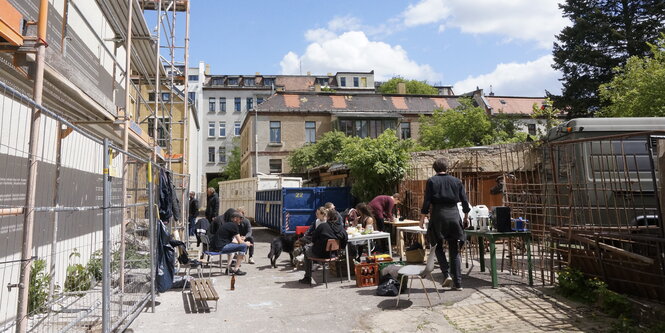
[102, 139, 111, 333]
[148, 161, 156, 312]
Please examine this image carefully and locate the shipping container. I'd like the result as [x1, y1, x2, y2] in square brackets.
[218, 176, 302, 219]
[255, 187, 353, 233]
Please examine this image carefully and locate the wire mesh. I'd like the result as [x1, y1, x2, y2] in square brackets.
[0, 78, 156, 332]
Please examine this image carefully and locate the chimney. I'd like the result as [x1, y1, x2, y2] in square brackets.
[314, 83, 321, 92]
[205, 64, 210, 75]
[255, 72, 261, 75]
[397, 82, 406, 94]
[307, 71, 311, 76]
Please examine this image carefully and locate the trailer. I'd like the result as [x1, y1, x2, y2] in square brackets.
[218, 176, 302, 220]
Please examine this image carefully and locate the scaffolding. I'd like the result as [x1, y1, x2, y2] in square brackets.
[0, 0, 191, 332]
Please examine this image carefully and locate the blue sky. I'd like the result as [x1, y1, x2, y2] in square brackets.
[186, 0, 568, 96]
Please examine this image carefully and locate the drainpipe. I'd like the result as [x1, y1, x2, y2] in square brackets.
[16, 0, 49, 332]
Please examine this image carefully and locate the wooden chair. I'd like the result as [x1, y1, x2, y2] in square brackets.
[309, 239, 342, 288]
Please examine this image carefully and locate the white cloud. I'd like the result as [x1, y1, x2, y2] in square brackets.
[453, 55, 561, 96]
[280, 30, 440, 82]
[401, 0, 568, 48]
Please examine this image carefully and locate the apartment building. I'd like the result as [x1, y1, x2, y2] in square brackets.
[202, 71, 376, 183]
[239, 91, 461, 177]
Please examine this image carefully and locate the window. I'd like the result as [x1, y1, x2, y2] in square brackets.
[263, 78, 274, 86]
[270, 121, 281, 143]
[148, 118, 170, 148]
[161, 92, 170, 101]
[246, 97, 253, 111]
[188, 92, 196, 104]
[219, 147, 226, 163]
[234, 97, 241, 112]
[219, 97, 226, 112]
[228, 77, 239, 85]
[208, 97, 215, 112]
[188, 75, 198, 81]
[244, 78, 255, 86]
[208, 147, 215, 163]
[338, 119, 397, 138]
[340, 77, 346, 87]
[305, 121, 316, 143]
[234, 121, 241, 136]
[212, 78, 224, 85]
[148, 92, 156, 101]
[269, 159, 282, 174]
[353, 77, 359, 87]
[355, 120, 368, 138]
[317, 78, 328, 86]
[257, 97, 264, 105]
[219, 121, 226, 137]
[528, 124, 537, 136]
[400, 122, 411, 139]
[360, 77, 367, 87]
[208, 122, 215, 137]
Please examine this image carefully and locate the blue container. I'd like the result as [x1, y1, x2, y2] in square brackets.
[255, 187, 352, 234]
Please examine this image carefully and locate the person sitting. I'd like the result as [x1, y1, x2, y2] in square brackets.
[352, 203, 376, 260]
[301, 207, 328, 245]
[209, 211, 253, 275]
[324, 202, 343, 227]
[299, 210, 348, 285]
[236, 207, 255, 264]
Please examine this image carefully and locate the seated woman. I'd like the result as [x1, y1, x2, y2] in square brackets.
[301, 207, 328, 245]
[351, 203, 376, 261]
[299, 209, 348, 285]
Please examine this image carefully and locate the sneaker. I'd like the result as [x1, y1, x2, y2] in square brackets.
[231, 269, 247, 276]
[442, 276, 453, 288]
[299, 277, 312, 285]
[248, 258, 255, 264]
[451, 286, 463, 291]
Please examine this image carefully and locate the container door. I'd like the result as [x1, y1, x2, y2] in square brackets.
[281, 188, 317, 233]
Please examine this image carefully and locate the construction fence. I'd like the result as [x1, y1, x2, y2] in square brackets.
[0, 79, 186, 332]
[401, 137, 665, 302]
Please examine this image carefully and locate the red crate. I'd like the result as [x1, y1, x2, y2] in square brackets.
[354, 263, 379, 288]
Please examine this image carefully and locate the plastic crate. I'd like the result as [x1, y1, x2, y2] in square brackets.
[354, 263, 379, 288]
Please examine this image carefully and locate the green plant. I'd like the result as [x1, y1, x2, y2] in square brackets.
[86, 250, 103, 282]
[28, 259, 52, 313]
[64, 250, 92, 292]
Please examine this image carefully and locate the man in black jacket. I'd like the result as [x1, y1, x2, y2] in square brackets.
[299, 210, 348, 285]
[188, 191, 199, 236]
[205, 187, 219, 223]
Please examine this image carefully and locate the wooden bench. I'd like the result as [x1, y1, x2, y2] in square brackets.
[190, 279, 219, 311]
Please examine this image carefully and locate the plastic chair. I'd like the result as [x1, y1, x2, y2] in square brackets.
[199, 234, 237, 276]
[308, 239, 342, 288]
[395, 244, 441, 308]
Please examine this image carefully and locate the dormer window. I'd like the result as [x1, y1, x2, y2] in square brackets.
[263, 78, 274, 86]
[244, 78, 255, 86]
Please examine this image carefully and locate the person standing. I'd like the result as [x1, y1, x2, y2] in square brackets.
[420, 158, 470, 291]
[205, 187, 219, 223]
[188, 191, 199, 236]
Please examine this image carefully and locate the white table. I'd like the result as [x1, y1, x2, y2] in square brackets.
[397, 226, 428, 260]
[344, 231, 392, 281]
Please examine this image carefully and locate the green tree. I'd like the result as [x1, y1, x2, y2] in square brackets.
[338, 129, 413, 201]
[288, 131, 350, 172]
[552, 0, 665, 117]
[378, 77, 438, 95]
[598, 36, 665, 117]
[531, 97, 562, 135]
[418, 98, 494, 150]
[225, 144, 242, 180]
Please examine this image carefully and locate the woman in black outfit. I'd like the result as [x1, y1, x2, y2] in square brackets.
[419, 158, 470, 290]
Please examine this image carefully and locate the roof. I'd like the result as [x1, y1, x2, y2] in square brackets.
[256, 92, 461, 114]
[275, 76, 316, 91]
[484, 96, 546, 115]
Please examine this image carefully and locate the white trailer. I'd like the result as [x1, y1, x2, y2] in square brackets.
[218, 176, 302, 220]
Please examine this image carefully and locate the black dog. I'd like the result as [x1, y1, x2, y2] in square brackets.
[268, 234, 298, 268]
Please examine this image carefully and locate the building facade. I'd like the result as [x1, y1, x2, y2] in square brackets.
[201, 71, 376, 183]
[239, 92, 461, 177]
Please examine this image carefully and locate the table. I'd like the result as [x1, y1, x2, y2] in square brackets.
[344, 231, 392, 281]
[465, 230, 533, 288]
[384, 219, 421, 243]
[396, 226, 428, 260]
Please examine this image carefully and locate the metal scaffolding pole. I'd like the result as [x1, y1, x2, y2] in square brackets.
[102, 139, 112, 333]
[15, 1, 49, 332]
[148, 162, 156, 312]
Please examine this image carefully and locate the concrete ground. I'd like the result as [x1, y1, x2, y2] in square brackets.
[129, 227, 615, 333]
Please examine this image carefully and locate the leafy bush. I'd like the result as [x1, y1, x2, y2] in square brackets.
[28, 259, 53, 313]
[64, 250, 91, 292]
[86, 250, 103, 282]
